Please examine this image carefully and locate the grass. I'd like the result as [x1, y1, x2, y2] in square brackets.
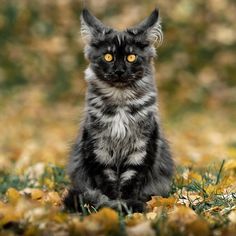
[0, 162, 235, 235]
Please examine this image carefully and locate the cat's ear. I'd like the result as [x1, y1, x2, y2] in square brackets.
[81, 8, 112, 43]
[127, 9, 163, 45]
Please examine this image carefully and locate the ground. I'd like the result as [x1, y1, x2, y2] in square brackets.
[0, 86, 236, 236]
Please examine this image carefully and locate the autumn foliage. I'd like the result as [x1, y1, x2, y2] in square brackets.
[0, 0, 236, 235]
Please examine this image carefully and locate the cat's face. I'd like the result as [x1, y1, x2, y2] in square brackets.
[81, 9, 163, 88]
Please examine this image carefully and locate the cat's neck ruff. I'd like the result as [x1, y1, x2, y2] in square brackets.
[85, 67, 156, 103]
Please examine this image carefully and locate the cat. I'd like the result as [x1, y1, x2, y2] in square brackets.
[63, 8, 174, 213]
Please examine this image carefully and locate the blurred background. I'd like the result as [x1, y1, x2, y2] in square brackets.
[0, 0, 236, 174]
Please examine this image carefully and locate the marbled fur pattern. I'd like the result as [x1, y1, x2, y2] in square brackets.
[64, 8, 174, 213]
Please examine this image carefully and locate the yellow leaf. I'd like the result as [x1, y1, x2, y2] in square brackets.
[45, 192, 61, 206]
[176, 189, 204, 207]
[44, 178, 55, 189]
[224, 159, 236, 172]
[205, 184, 216, 195]
[24, 206, 47, 223]
[228, 210, 236, 224]
[205, 175, 236, 196]
[69, 217, 87, 235]
[147, 196, 177, 211]
[126, 213, 145, 226]
[227, 148, 236, 159]
[31, 189, 44, 200]
[0, 203, 21, 226]
[146, 212, 158, 221]
[186, 219, 210, 236]
[127, 221, 155, 236]
[6, 188, 21, 204]
[188, 172, 202, 182]
[49, 212, 68, 223]
[87, 208, 119, 233]
[204, 206, 223, 215]
[168, 206, 198, 226]
[24, 225, 39, 236]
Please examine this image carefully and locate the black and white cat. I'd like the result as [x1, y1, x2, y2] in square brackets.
[64, 8, 174, 213]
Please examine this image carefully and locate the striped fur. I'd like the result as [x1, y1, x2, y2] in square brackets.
[64, 8, 174, 213]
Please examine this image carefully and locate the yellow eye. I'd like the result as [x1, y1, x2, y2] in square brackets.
[127, 54, 137, 63]
[104, 53, 113, 62]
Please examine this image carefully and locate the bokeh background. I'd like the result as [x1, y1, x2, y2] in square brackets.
[0, 0, 236, 174]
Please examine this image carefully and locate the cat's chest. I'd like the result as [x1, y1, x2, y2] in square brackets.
[90, 99, 149, 142]
[106, 107, 132, 140]
[92, 106, 142, 164]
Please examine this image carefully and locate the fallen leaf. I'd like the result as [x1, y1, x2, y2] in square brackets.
[24, 206, 48, 223]
[147, 196, 177, 211]
[31, 189, 44, 200]
[127, 221, 155, 236]
[168, 206, 198, 226]
[43, 178, 55, 189]
[0, 203, 22, 226]
[45, 191, 61, 206]
[224, 159, 236, 172]
[228, 210, 236, 225]
[86, 208, 119, 233]
[188, 172, 203, 182]
[69, 217, 87, 235]
[146, 212, 158, 221]
[176, 189, 204, 207]
[186, 219, 210, 236]
[126, 213, 145, 226]
[6, 188, 21, 204]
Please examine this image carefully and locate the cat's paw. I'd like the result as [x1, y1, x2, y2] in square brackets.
[125, 199, 146, 213]
[63, 188, 83, 212]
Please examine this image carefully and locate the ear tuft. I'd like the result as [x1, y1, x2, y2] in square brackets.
[147, 10, 163, 46]
[81, 9, 93, 41]
[127, 8, 163, 46]
[80, 8, 112, 43]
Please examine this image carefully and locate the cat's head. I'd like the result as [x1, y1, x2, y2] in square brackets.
[81, 8, 163, 88]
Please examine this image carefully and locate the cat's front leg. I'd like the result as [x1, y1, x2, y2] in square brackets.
[119, 168, 143, 198]
[119, 167, 147, 212]
[94, 167, 119, 199]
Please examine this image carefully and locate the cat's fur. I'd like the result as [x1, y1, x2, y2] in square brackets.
[64, 8, 174, 213]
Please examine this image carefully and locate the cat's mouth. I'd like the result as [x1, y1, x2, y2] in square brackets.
[101, 72, 143, 88]
[106, 76, 134, 88]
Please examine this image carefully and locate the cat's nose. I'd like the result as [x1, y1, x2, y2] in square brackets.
[115, 69, 125, 77]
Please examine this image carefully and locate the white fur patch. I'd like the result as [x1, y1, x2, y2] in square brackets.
[109, 108, 130, 140]
[135, 139, 147, 149]
[120, 170, 137, 184]
[127, 92, 156, 106]
[148, 20, 163, 46]
[94, 148, 113, 165]
[126, 150, 146, 165]
[85, 67, 96, 82]
[104, 169, 117, 182]
[100, 85, 136, 102]
[81, 16, 92, 42]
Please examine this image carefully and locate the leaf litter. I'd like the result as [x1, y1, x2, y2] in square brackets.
[0, 88, 236, 235]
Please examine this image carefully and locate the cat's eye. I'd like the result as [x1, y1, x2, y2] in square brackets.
[126, 54, 137, 63]
[104, 53, 113, 62]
